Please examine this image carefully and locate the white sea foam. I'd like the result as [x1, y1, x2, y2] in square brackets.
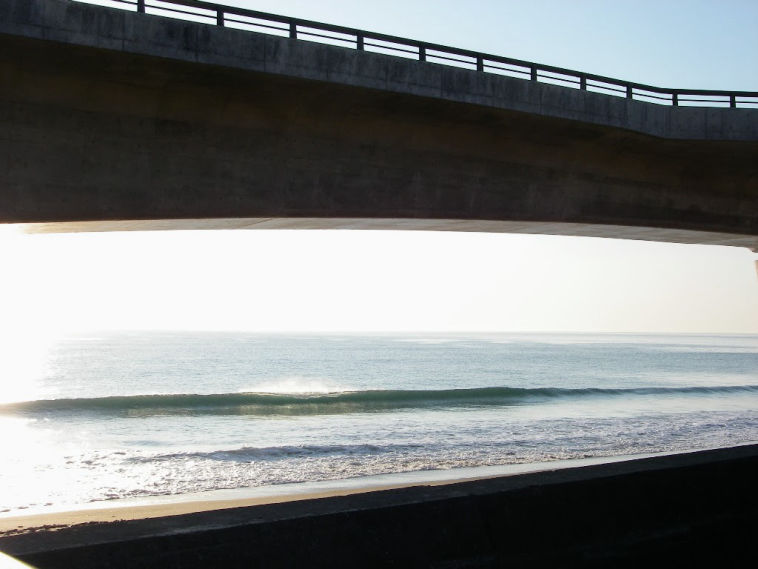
[239, 376, 352, 394]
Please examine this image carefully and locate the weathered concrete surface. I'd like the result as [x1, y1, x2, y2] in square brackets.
[3, 0, 758, 141]
[1, 445, 756, 568]
[1, 0, 757, 247]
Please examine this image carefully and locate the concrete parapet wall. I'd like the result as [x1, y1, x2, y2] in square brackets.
[2, 0, 758, 141]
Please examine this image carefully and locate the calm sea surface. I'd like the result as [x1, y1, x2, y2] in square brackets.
[1, 332, 757, 514]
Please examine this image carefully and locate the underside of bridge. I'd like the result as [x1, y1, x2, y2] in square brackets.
[1, 0, 757, 252]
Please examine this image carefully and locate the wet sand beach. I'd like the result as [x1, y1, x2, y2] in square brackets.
[0, 445, 758, 548]
[0, 452, 648, 536]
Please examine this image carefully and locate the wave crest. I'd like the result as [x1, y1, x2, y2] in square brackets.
[2, 385, 757, 417]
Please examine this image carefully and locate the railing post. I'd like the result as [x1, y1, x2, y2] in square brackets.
[476, 55, 483, 72]
[356, 34, 364, 50]
[289, 21, 297, 39]
[530, 66, 537, 81]
[216, 10, 224, 27]
[579, 75, 587, 90]
[672, 92, 679, 106]
[419, 45, 426, 62]
[626, 85, 633, 99]
[137, 0, 145, 13]
[730, 94, 737, 108]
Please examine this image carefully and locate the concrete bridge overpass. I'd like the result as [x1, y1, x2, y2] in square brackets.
[1, 0, 757, 251]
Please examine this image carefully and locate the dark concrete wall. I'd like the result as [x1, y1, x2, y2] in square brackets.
[1, 0, 757, 247]
[2, 445, 756, 568]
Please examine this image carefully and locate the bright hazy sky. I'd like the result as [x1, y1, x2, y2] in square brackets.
[2, 0, 757, 336]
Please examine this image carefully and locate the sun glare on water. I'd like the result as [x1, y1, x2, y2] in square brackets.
[0, 225, 63, 405]
[0, 336, 56, 405]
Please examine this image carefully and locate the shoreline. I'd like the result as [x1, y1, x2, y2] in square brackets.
[1, 444, 751, 537]
[2, 444, 756, 567]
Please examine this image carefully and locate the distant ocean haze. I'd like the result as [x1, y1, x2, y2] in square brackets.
[0, 332, 756, 514]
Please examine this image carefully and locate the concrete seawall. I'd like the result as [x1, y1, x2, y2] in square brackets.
[2, 445, 756, 568]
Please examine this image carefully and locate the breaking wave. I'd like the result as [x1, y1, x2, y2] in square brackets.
[2, 385, 757, 417]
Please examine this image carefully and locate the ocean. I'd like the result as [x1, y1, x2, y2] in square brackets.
[1, 332, 757, 515]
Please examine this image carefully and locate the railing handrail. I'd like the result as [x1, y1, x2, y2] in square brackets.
[92, 0, 758, 107]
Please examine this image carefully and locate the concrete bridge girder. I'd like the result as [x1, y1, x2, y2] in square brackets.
[0, 0, 757, 252]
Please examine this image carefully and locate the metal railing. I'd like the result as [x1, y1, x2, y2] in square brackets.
[76, 0, 758, 109]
